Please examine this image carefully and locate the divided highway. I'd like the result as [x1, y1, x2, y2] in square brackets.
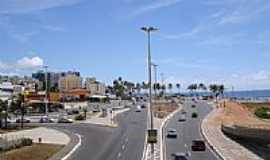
[165, 100, 219, 160]
[56, 104, 147, 160]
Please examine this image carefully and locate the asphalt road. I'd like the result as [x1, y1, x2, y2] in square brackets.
[165, 100, 218, 160]
[55, 104, 147, 160]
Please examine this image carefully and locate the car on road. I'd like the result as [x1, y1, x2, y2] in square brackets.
[191, 140, 206, 151]
[58, 117, 73, 123]
[178, 114, 186, 122]
[191, 112, 198, 118]
[167, 128, 177, 138]
[171, 152, 188, 160]
[181, 110, 187, 114]
[40, 116, 55, 123]
[191, 104, 196, 108]
[141, 104, 146, 109]
[15, 118, 31, 123]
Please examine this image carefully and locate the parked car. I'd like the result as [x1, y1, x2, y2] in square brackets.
[16, 118, 31, 123]
[58, 117, 73, 123]
[191, 112, 198, 118]
[40, 116, 55, 123]
[167, 128, 177, 138]
[191, 140, 206, 151]
[171, 152, 188, 160]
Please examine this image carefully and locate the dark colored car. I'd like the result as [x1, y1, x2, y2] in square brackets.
[191, 140, 206, 151]
[16, 118, 31, 123]
[167, 129, 177, 138]
[191, 104, 196, 108]
[171, 152, 188, 160]
[192, 112, 198, 118]
[141, 104, 146, 109]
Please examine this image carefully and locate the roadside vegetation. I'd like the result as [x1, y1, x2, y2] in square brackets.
[242, 103, 270, 119]
[1, 143, 64, 160]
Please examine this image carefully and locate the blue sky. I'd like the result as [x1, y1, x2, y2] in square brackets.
[0, 0, 270, 90]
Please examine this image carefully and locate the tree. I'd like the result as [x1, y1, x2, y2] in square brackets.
[209, 84, 219, 103]
[0, 99, 8, 129]
[198, 83, 207, 95]
[176, 83, 181, 94]
[218, 84, 225, 98]
[168, 83, 173, 94]
[136, 83, 141, 93]
[187, 84, 198, 96]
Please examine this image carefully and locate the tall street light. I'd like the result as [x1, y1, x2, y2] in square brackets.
[43, 65, 49, 115]
[152, 63, 158, 97]
[141, 26, 158, 154]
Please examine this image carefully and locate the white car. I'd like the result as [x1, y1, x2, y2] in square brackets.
[58, 117, 73, 123]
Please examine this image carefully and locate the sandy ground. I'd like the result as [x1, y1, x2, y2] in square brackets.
[216, 101, 270, 129]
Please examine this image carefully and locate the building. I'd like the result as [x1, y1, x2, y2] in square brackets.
[85, 77, 106, 96]
[32, 71, 60, 91]
[58, 73, 82, 92]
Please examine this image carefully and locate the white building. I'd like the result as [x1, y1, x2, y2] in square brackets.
[85, 77, 106, 96]
[58, 74, 82, 92]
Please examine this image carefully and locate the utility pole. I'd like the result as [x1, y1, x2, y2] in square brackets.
[44, 65, 48, 115]
[141, 26, 158, 155]
[152, 63, 158, 97]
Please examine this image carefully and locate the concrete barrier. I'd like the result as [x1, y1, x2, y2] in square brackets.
[221, 124, 270, 143]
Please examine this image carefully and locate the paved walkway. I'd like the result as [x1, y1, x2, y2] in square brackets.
[201, 108, 263, 160]
[78, 107, 130, 127]
[1, 127, 70, 145]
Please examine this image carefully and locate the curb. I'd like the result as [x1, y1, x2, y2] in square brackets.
[200, 109, 225, 160]
[48, 128, 81, 160]
[160, 103, 183, 160]
[61, 134, 81, 160]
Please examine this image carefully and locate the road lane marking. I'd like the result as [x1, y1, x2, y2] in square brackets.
[118, 152, 122, 158]
[122, 144, 125, 150]
[62, 133, 82, 160]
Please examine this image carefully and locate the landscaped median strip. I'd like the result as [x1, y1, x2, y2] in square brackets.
[142, 102, 183, 160]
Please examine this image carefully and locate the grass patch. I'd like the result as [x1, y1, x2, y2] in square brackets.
[255, 107, 270, 119]
[1, 143, 64, 160]
[242, 102, 270, 119]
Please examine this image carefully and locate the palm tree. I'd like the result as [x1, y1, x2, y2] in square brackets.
[176, 83, 181, 94]
[209, 84, 219, 103]
[198, 83, 207, 96]
[161, 84, 166, 96]
[187, 84, 197, 96]
[218, 84, 225, 98]
[168, 83, 173, 94]
[136, 83, 141, 94]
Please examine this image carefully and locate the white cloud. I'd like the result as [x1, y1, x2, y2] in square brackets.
[129, 0, 183, 17]
[17, 56, 44, 68]
[0, 0, 83, 14]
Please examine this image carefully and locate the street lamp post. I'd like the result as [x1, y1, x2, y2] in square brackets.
[43, 65, 49, 115]
[152, 63, 158, 97]
[141, 26, 158, 155]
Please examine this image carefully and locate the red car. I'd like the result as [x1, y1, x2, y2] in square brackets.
[191, 140, 206, 151]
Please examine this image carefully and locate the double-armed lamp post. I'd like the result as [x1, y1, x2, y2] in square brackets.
[141, 26, 158, 154]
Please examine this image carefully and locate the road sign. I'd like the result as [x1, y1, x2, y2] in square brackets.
[147, 129, 157, 144]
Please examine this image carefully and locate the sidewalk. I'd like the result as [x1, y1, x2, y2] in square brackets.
[77, 107, 130, 127]
[201, 108, 263, 160]
[0, 127, 70, 145]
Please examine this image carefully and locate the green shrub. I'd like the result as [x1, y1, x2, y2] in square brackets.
[255, 107, 270, 119]
[75, 114, 85, 121]
[21, 138, 33, 146]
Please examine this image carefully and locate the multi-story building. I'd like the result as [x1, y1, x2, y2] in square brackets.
[85, 77, 106, 95]
[58, 73, 82, 92]
[32, 71, 60, 91]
